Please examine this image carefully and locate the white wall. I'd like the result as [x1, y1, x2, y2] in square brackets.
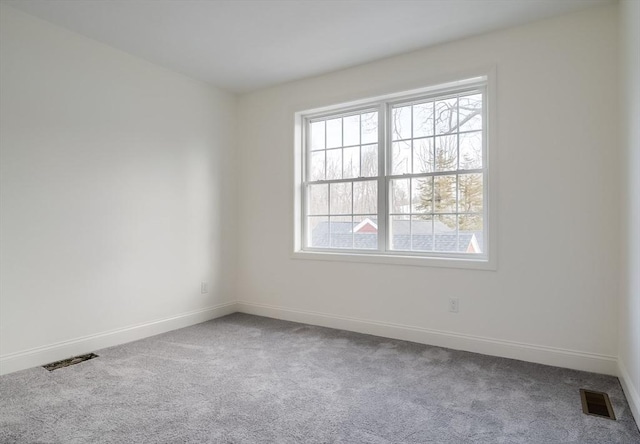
[236, 6, 620, 374]
[0, 2, 628, 385]
[0, 6, 237, 374]
[619, 0, 640, 424]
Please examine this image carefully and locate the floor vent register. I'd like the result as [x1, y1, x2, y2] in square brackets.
[580, 389, 616, 420]
[43, 353, 99, 371]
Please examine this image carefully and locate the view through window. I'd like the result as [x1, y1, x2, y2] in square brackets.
[301, 79, 487, 260]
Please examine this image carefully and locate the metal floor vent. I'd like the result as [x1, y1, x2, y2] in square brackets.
[580, 389, 616, 420]
[43, 353, 98, 371]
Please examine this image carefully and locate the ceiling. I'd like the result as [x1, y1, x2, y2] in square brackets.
[4, 0, 613, 93]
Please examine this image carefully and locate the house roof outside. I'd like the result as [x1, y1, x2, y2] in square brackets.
[311, 219, 483, 253]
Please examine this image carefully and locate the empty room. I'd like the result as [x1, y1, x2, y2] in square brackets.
[1, 0, 639, 442]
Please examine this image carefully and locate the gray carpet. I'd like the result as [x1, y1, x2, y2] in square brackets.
[1, 313, 639, 444]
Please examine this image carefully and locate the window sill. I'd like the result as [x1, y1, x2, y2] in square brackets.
[291, 250, 496, 271]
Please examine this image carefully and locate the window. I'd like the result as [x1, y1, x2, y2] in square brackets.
[295, 76, 494, 268]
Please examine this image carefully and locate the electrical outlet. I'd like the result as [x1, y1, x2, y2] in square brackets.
[449, 297, 459, 313]
[201, 282, 208, 294]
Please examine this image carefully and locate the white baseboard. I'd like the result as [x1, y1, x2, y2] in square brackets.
[2, 299, 623, 385]
[0, 302, 238, 376]
[236, 301, 618, 376]
[618, 358, 640, 425]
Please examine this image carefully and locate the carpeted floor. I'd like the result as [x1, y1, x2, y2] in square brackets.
[1, 313, 639, 444]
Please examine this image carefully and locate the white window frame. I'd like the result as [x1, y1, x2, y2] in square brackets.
[293, 72, 497, 270]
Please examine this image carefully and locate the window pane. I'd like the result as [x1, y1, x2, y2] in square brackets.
[307, 184, 328, 215]
[343, 114, 360, 146]
[353, 180, 377, 214]
[329, 216, 353, 249]
[459, 94, 482, 132]
[309, 151, 325, 181]
[361, 144, 378, 177]
[459, 214, 483, 253]
[343, 146, 359, 179]
[390, 178, 410, 214]
[330, 182, 352, 215]
[326, 149, 342, 180]
[411, 215, 433, 251]
[434, 175, 457, 213]
[413, 138, 434, 173]
[307, 216, 328, 248]
[303, 84, 485, 257]
[412, 177, 433, 213]
[435, 135, 457, 172]
[391, 140, 411, 175]
[458, 174, 483, 213]
[435, 214, 456, 232]
[435, 97, 458, 135]
[361, 112, 378, 144]
[389, 215, 410, 250]
[413, 102, 434, 138]
[326, 118, 342, 149]
[459, 131, 482, 170]
[353, 216, 378, 250]
[434, 215, 457, 252]
[310, 121, 325, 151]
[392, 106, 412, 141]
[459, 213, 482, 231]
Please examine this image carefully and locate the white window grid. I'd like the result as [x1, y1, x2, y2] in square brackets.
[300, 81, 488, 260]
